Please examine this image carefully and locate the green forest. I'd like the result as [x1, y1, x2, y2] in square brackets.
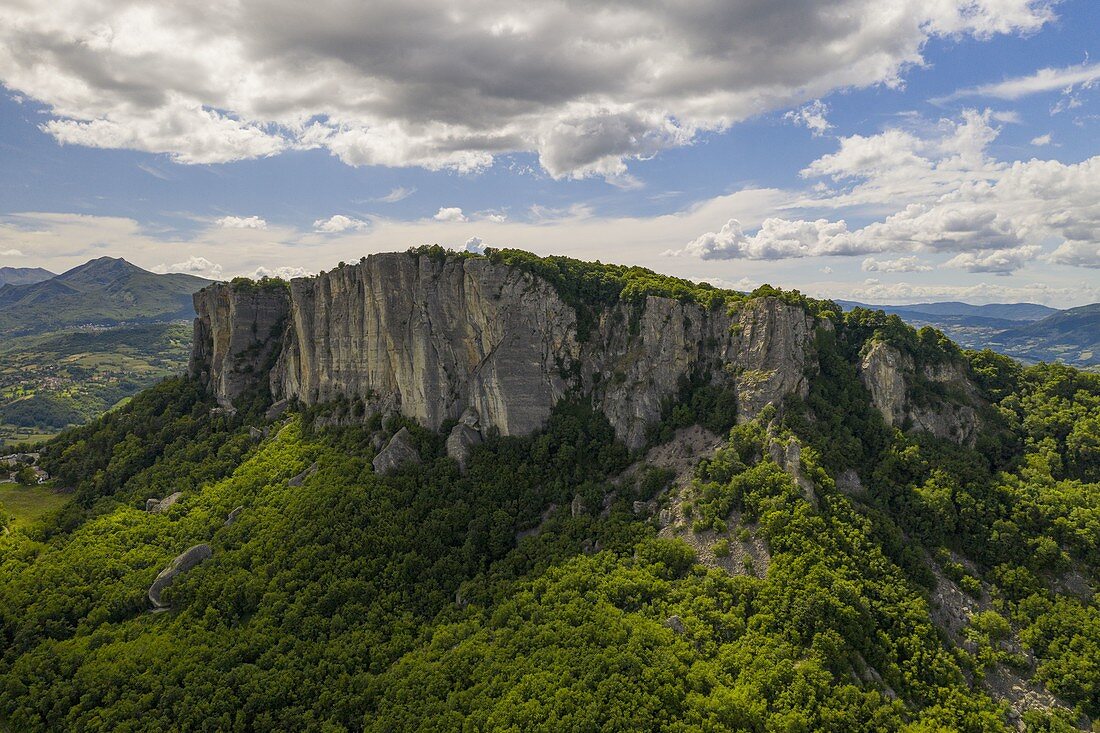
[1, 266, 1098, 732]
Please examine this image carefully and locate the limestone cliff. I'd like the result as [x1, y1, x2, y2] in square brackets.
[858, 340, 983, 444]
[191, 252, 841, 449]
[191, 283, 290, 407]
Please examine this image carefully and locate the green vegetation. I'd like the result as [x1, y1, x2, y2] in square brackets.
[0, 257, 1096, 730]
[0, 322, 192, 445]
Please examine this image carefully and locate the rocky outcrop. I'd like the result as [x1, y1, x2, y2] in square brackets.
[225, 506, 244, 526]
[445, 408, 483, 473]
[148, 544, 212, 609]
[859, 340, 983, 444]
[146, 492, 181, 514]
[191, 283, 290, 407]
[372, 427, 421, 475]
[192, 252, 825, 449]
[288, 462, 318, 487]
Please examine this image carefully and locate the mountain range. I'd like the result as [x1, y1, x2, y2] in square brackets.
[0, 257, 212, 335]
[839, 299, 1099, 369]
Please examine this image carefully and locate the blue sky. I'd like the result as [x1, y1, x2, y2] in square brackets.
[0, 0, 1098, 306]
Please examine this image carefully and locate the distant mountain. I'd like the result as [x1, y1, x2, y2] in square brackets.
[993, 304, 1100, 366]
[836, 300, 1059, 322]
[0, 257, 214, 335]
[0, 266, 55, 288]
[838, 299, 1099, 368]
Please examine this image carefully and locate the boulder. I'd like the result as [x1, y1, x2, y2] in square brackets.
[146, 492, 181, 514]
[225, 506, 244, 526]
[372, 428, 421, 475]
[265, 399, 289, 421]
[446, 408, 483, 473]
[665, 615, 685, 634]
[148, 544, 212, 609]
[288, 462, 318, 487]
[248, 426, 264, 441]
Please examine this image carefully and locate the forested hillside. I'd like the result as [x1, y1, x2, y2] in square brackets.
[0, 252, 1097, 732]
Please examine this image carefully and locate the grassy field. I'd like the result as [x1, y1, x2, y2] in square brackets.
[0, 427, 57, 451]
[0, 482, 70, 529]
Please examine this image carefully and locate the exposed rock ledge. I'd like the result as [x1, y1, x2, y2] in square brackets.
[192, 252, 824, 450]
[858, 340, 984, 444]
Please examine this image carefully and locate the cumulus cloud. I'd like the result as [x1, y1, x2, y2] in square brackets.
[1049, 241, 1100, 268]
[217, 215, 268, 229]
[153, 256, 223, 278]
[1031, 133, 1052, 146]
[313, 215, 369, 233]
[944, 245, 1041, 274]
[464, 236, 487, 254]
[1, 248, 24, 256]
[376, 186, 415, 203]
[678, 109, 1100, 274]
[673, 217, 867, 260]
[861, 256, 933, 273]
[0, 0, 1053, 179]
[434, 207, 468, 223]
[252, 265, 309, 280]
[785, 100, 832, 136]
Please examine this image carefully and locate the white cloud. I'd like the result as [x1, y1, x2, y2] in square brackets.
[217, 215, 268, 229]
[861, 256, 933, 273]
[376, 186, 415, 203]
[153, 256, 223, 278]
[1, 248, 24, 257]
[943, 245, 1041, 274]
[1030, 133, 1052, 146]
[252, 265, 309, 280]
[464, 236, 487, 254]
[0, 0, 1053, 179]
[475, 210, 507, 223]
[434, 207, 468, 223]
[1049, 241, 1100, 268]
[673, 109, 1100, 276]
[785, 100, 832, 136]
[672, 217, 869, 260]
[313, 215, 369, 233]
[941, 60, 1100, 101]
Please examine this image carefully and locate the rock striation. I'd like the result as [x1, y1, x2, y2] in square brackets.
[190, 251, 977, 449]
[191, 283, 290, 407]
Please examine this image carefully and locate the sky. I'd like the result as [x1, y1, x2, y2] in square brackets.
[0, 0, 1098, 306]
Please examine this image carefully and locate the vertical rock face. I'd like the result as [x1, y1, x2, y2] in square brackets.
[730, 298, 817, 422]
[192, 251, 826, 449]
[858, 340, 983, 444]
[274, 255, 578, 437]
[191, 284, 290, 406]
